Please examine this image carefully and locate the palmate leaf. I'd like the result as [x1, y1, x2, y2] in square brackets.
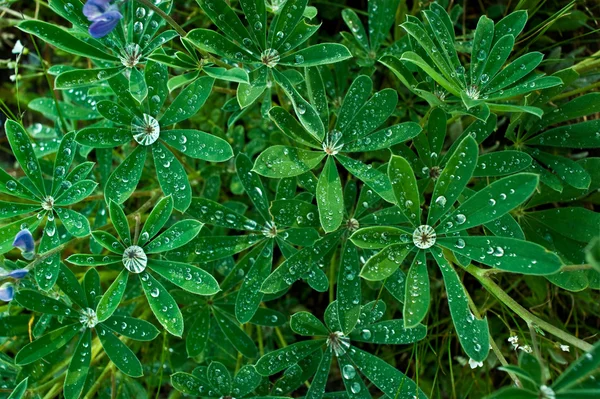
[290, 311, 329, 336]
[207, 361, 232, 396]
[148, 259, 220, 295]
[102, 316, 160, 341]
[152, 143, 192, 212]
[337, 242, 361, 335]
[8, 378, 28, 399]
[186, 307, 210, 357]
[403, 251, 429, 328]
[96, 269, 128, 322]
[254, 146, 325, 178]
[388, 154, 421, 226]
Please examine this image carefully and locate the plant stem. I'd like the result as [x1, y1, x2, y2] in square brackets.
[135, 0, 186, 37]
[465, 265, 593, 352]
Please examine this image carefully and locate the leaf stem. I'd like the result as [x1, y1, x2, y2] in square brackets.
[465, 264, 593, 352]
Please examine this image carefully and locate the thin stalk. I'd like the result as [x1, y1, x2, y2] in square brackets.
[465, 264, 593, 352]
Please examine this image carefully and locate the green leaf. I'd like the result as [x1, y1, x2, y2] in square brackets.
[5, 120, 45, 196]
[271, 200, 320, 228]
[144, 219, 202, 254]
[342, 9, 369, 51]
[161, 129, 233, 162]
[14, 289, 73, 316]
[552, 340, 600, 391]
[360, 243, 412, 281]
[56, 263, 87, 309]
[253, 146, 325, 178]
[139, 271, 184, 336]
[207, 361, 232, 396]
[279, 44, 352, 67]
[51, 131, 77, 194]
[474, 151, 532, 177]
[438, 236, 562, 275]
[15, 323, 80, 365]
[269, 0, 308, 49]
[439, 173, 539, 234]
[171, 372, 210, 396]
[102, 316, 160, 341]
[239, 0, 266, 49]
[403, 251, 429, 328]
[350, 226, 408, 249]
[64, 329, 92, 399]
[337, 243, 361, 335]
[96, 100, 134, 126]
[138, 196, 173, 246]
[96, 324, 143, 377]
[290, 311, 329, 336]
[19, 20, 117, 62]
[349, 347, 426, 398]
[160, 77, 215, 126]
[388, 155, 421, 226]
[485, 52, 544, 94]
[351, 319, 426, 344]
[255, 339, 326, 376]
[368, 0, 400, 51]
[268, 106, 322, 148]
[335, 154, 395, 203]
[0, 215, 39, 255]
[526, 207, 600, 243]
[337, 353, 370, 399]
[147, 259, 219, 295]
[427, 135, 478, 225]
[470, 15, 494, 86]
[49, 207, 82, 240]
[0, 168, 37, 201]
[191, 234, 263, 262]
[186, 29, 255, 64]
[233, 365, 262, 397]
[105, 146, 147, 205]
[146, 61, 169, 116]
[8, 378, 28, 399]
[96, 269, 128, 322]
[532, 150, 591, 189]
[213, 306, 257, 358]
[187, 307, 210, 357]
[493, 11, 528, 44]
[528, 120, 600, 148]
[236, 241, 273, 323]
[481, 35, 515, 83]
[75, 127, 132, 148]
[152, 143, 192, 212]
[336, 76, 372, 135]
[238, 66, 268, 108]
[305, 347, 332, 399]
[340, 89, 398, 144]
[54, 180, 97, 206]
[91, 231, 125, 254]
[67, 254, 122, 267]
[236, 153, 272, 222]
[317, 157, 344, 233]
[83, 268, 101, 308]
[109, 200, 131, 246]
[187, 197, 258, 231]
[37, 219, 61, 290]
[343, 122, 422, 152]
[433, 247, 490, 361]
[261, 231, 341, 293]
[273, 69, 325, 140]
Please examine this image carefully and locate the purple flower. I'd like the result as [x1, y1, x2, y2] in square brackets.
[0, 283, 14, 302]
[12, 229, 35, 260]
[83, 0, 123, 39]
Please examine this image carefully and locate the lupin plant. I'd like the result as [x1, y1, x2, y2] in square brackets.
[1, 0, 599, 398]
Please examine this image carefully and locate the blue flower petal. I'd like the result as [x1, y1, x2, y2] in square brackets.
[12, 229, 35, 255]
[88, 10, 123, 38]
[0, 283, 14, 302]
[83, 0, 111, 20]
[7, 269, 29, 279]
